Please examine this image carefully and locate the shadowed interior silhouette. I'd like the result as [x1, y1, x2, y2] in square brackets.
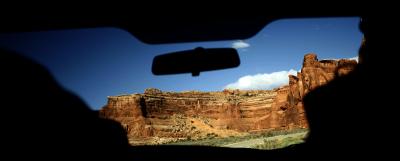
[1, 50, 131, 159]
[0, 15, 391, 160]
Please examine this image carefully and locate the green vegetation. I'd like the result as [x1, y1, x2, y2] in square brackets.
[259, 128, 307, 137]
[164, 128, 308, 150]
[252, 133, 306, 150]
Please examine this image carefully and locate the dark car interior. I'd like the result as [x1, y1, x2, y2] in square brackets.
[0, 10, 394, 160]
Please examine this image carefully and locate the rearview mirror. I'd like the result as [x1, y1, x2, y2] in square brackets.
[152, 47, 240, 76]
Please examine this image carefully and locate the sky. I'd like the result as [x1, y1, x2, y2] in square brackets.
[0, 17, 363, 110]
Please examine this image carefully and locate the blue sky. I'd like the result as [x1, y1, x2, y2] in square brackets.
[0, 17, 362, 110]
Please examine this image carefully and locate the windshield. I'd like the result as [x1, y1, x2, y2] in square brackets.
[0, 17, 362, 149]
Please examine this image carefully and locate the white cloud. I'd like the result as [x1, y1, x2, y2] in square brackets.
[322, 56, 359, 62]
[348, 56, 358, 62]
[224, 69, 298, 90]
[232, 40, 250, 49]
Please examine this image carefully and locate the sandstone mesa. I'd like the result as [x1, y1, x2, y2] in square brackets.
[99, 53, 357, 145]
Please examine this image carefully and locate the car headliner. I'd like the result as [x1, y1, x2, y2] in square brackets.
[0, 13, 358, 44]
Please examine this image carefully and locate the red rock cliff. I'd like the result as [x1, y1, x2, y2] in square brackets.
[99, 53, 357, 145]
[286, 53, 358, 129]
[100, 89, 290, 144]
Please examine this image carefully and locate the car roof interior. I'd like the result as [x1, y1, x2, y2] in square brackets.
[2, 10, 393, 160]
[0, 13, 358, 44]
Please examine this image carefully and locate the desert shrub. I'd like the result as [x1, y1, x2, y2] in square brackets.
[253, 134, 306, 150]
[206, 133, 218, 138]
[254, 139, 279, 149]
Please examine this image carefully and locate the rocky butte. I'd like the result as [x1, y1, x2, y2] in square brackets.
[99, 53, 357, 145]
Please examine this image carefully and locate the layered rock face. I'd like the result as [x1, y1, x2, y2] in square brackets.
[100, 89, 294, 144]
[99, 53, 357, 145]
[286, 53, 358, 128]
